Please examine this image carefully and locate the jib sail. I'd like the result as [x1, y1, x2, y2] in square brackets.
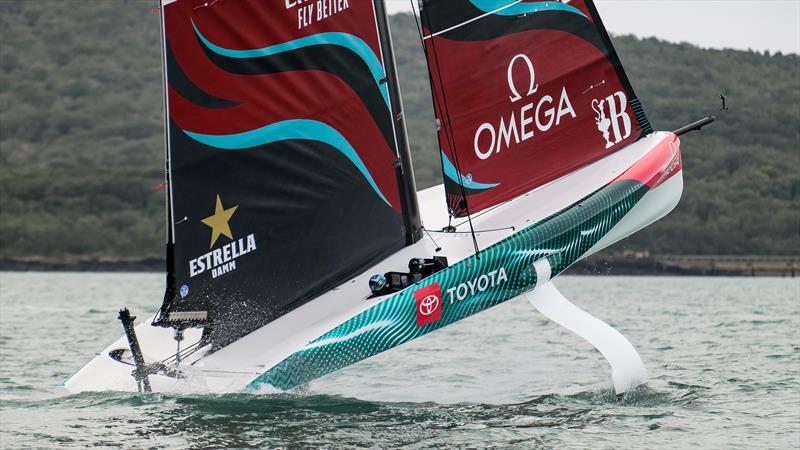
[154, 0, 418, 347]
[420, 0, 653, 217]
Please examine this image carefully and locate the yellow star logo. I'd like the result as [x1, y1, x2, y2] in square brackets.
[201, 195, 238, 248]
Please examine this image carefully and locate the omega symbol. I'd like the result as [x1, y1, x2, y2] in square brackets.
[507, 53, 538, 103]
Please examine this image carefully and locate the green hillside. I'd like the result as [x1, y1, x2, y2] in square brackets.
[1, 1, 798, 264]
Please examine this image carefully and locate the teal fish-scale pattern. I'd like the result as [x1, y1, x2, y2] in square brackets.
[246, 179, 648, 391]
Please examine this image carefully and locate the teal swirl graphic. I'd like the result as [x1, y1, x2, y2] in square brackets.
[441, 150, 499, 191]
[192, 21, 390, 108]
[468, 0, 587, 17]
[183, 120, 391, 206]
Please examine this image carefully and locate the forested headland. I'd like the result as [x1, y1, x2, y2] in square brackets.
[1, 1, 798, 268]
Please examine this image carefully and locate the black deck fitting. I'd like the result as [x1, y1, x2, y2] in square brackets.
[674, 115, 716, 136]
[118, 308, 152, 393]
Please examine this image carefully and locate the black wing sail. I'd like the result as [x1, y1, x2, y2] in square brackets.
[154, 0, 418, 347]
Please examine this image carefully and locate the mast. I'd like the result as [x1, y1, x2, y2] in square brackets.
[373, 0, 423, 245]
[158, 0, 177, 313]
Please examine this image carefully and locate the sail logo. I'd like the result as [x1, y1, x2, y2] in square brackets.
[445, 267, 508, 303]
[474, 54, 576, 161]
[189, 195, 258, 279]
[592, 91, 632, 148]
[420, 295, 439, 316]
[507, 54, 538, 102]
[286, 0, 351, 30]
[414, 283, 443, 327]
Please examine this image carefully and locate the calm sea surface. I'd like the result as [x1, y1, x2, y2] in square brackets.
[0, 273, 798, 448]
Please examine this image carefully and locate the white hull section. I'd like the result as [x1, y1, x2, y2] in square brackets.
[64, 132, 682, 394]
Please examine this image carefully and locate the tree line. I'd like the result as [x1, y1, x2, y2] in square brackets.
[0, 1, 797, 264]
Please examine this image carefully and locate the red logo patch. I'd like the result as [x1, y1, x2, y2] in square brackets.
[414, 283, 443, 327]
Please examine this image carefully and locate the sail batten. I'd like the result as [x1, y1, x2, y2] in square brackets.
[421, 0, 651, 217]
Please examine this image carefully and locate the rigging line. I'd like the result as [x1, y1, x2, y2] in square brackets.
[160, 340, 201, 365]
[453, 198, 512, 228]
[193, 0, 222, 10]
[423, 227, 442, 252]
[409, 0, 453, 232]
[411, 1, 480, 250]
[418, 1, 481, 257]
[409, 2, 451, 220]
[422, 0, 523, 40]
[425, 226, 515, 234]
[409, 0, 449, 206]
[408, 0, 425, 44]
[189, 369, 262, 375]
[408, 0, 460, 228]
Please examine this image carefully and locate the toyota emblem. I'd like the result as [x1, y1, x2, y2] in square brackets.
[419, 294, 439, 316]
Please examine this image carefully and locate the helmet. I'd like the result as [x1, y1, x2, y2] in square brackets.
[369, 274, 387, 294]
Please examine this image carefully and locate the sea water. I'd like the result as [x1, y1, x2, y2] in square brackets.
[1, 273, 798, 448]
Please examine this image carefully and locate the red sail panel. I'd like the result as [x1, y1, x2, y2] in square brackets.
[421, 0, 652, 217]
[156, 0, 408, 347]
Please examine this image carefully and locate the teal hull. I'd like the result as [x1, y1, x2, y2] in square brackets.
[248, 178, 649, 391]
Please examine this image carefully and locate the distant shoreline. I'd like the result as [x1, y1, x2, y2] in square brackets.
[0, 257, 165, 273]
[2, 255, 797, 277]
[568, 255, 798, 277]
